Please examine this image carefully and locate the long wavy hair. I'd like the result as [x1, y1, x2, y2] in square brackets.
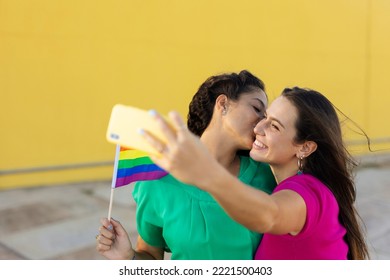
[282, 87, 369, 260]
[187, 70, 265, 136]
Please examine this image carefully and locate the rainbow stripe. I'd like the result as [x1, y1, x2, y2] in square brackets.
[114, 147, 168, 188]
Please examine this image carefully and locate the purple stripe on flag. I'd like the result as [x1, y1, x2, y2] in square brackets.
[115, 170, 168, 187]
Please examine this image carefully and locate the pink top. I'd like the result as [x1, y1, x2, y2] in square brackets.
[254, 174, 348, 260]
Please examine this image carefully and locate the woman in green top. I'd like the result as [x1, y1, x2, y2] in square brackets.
[96, 70, 276, 260]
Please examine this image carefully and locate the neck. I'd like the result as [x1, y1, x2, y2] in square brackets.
[270, 161, 299, 184]
[200, 129, 240, 175]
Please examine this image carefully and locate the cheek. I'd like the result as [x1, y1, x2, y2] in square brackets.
[271, 137, 296, 156]
[273, 135, 288, 144]
[245, 113, 260, 127]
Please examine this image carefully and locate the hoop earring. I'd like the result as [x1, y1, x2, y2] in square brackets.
[297, 155, 304, 175]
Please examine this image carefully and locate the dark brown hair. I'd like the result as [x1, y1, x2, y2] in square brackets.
[282, 87, 369, 260]
[187, 70, 265, 136]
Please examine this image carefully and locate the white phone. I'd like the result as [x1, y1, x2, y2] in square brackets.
[106, 104, 170, 155]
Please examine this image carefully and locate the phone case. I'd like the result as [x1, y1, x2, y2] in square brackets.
[106, 104, 168, 155]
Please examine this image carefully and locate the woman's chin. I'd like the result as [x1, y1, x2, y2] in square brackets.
[249, 150, 261, 160]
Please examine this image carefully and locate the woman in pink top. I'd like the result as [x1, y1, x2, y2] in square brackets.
[142, 87, 369, 260]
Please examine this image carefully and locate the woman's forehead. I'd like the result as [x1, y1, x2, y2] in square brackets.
[240, 89, 268, 107]
[268, 96, 298, 126]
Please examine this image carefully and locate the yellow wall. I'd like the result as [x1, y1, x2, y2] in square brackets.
[1, 0, 389, 189]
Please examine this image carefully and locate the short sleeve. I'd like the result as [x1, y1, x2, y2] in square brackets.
[273, 175, 323, 237]
[132, 182, 167, 249]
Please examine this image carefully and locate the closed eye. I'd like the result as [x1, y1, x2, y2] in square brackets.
[253, 106, 266, 118]
[253, 106, 261, 113]
[271, 123, 280, 131]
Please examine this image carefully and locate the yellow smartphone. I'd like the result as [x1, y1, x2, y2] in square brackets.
[106, 104, 170, 155]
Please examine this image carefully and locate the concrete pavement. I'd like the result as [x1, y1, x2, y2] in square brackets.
[0, 153, 389, 260]
[0, 181, 137, 260]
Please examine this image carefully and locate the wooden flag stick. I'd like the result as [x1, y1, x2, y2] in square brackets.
[107, 188, 114, 221]
[107, 144, 121, 221]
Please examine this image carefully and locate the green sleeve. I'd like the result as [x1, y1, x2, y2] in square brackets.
[132, 182, 167, 249]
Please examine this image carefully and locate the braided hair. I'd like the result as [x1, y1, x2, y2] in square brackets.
[187, 70, 265, 136]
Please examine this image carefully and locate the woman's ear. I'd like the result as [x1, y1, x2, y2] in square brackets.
[216, 94, 229, 115]
[297, 141, 317, 158]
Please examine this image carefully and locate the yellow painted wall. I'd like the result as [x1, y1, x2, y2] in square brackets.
[1, 0, 389, 189]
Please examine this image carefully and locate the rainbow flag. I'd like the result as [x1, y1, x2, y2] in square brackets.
[112, 145, 168, 188]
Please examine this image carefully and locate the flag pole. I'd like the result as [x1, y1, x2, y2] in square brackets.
[108, 144, 121, 221]
[107, 188, 115, 222]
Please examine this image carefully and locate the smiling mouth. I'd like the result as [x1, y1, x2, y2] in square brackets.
[253, 139, 267, 149]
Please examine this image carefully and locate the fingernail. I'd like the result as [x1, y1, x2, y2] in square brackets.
[148, 109, 157, 117]
[107, 224, 113, 231]
[137, 128, 145, 135]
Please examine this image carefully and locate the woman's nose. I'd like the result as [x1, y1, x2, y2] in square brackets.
[254, 119, 266, 136]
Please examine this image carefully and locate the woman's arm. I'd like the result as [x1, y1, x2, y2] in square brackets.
[206, 168, 306, 234]
[142, 111, 306, 235]
[135, 235, 164, 260]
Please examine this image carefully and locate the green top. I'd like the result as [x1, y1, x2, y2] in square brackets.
[132, 156, 276, 260]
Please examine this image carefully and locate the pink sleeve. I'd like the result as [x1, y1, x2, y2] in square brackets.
[273, 175, 324, 237]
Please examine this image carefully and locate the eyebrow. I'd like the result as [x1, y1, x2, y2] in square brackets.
[267, 115, 285, 129]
